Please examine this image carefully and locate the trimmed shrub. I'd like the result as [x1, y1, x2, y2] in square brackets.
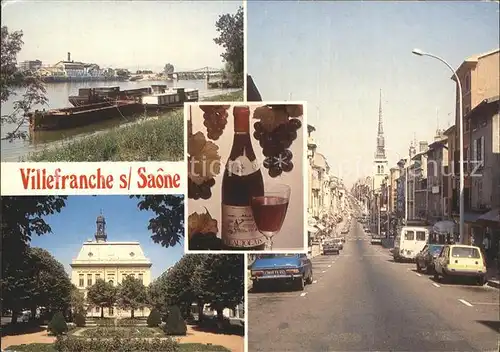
[73, 312, 86, 327]
[54, 336, 179, 352]
[116, 318, 143, 327]
[48, 311, 68, 336]
[163, 306, 187, 336]
[147, 308, 162, 327]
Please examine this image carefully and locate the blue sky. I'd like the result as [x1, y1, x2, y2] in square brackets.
[29, 195, 184, 280]
[247, 1, 499, 187]
[1, 0, 241, 72]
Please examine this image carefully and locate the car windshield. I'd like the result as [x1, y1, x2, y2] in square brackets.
[429, 245, 444, 255]
[451, 247, 480, 258]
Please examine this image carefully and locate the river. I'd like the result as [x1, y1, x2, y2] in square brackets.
[1, 79, 237, 161]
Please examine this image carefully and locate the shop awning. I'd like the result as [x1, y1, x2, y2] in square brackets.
[315, 223, 326, 231]
[464, 212, 484, 224]
[477, 208, 500, 224]
[308, 226, 319, 233]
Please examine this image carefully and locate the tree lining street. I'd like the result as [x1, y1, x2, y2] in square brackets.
[248, 222, 499, 352]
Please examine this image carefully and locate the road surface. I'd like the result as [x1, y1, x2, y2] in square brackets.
[248, 222, 500, 352]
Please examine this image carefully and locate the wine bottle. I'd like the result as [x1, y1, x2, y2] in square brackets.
[221, 106, 266, 250]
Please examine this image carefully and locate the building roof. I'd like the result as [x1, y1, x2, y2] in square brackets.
[465, 95, 500, 121]
[427, 138, 448, 152]
[312, 152, 327, 169]
[453, 48, 500, 78]
[70, 241, 152, 267]
[443, 124, 456, 136]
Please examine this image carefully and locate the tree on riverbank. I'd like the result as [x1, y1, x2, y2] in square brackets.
[214, 7, 243, 87]
[0, 26, 48, 141]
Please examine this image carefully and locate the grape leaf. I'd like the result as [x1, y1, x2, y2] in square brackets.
[188, 132, 221, 185]
[286, 104, 303, 117]
[188, 209, 218, 239]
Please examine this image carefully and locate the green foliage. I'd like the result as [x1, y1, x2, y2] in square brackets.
[179, 344, 230, 351]
[214, 7, 243, 85]
[208, 90, 243, 102]
[54, 336, 179, 352]
[73, 312, 85, 327]
[47, 311, 67, 336]
[3, 343, 57, 352]
[163, 305, 187, 336]
[1, 196, 68, 322]
[81, 327, 161, 338]
[115, 318, 145, 326]
[147, 308, 162, 327]
[131, 195, 184, 248]
[70, 285, 85, 315]
[86, 279, 117, 318]
[94, 318, 115, 327]
[197, 255, 245, 314]
[116, 276, 147, 318]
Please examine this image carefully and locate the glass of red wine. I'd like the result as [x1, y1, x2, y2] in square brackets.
[251, 184, 291, 250]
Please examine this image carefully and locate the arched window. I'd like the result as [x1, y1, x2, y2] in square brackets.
[380, 166, 384, 174]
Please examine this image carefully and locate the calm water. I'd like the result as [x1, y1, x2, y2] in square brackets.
[1, 79, 237, 161]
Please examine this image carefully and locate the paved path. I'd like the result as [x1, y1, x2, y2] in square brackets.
[248, 222, 500, 352]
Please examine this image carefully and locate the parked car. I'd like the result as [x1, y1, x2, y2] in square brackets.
[340, 236, 346, 243]
[415, 244, 444, 273]
[433, 245, 487, 285]
[18, 310, 31, 323]
[322, 241, 340, 255]
[250, 254, 313, 291]
[333, 238, 343, 250]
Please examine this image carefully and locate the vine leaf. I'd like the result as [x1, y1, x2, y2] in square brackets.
[188, 209, 218, 239]
[188, 131, 221, 185]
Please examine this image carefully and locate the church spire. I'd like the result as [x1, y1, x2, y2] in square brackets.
[375, 89, 386, 160]
[95, 212, 107, 243]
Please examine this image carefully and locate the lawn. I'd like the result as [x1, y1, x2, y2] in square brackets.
[26, 90, 242, 162]
[4, 342, 230, 351]
[78, 326, 163, 338]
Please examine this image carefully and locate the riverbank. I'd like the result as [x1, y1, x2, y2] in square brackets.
[27, 90, 243, 162]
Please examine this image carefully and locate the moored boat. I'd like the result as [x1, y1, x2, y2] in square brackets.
[28, 101, 144, 131]
[141, 87, 199, 111]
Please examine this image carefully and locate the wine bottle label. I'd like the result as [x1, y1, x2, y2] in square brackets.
[226, 155, 259, 177]
[221, 204, 266, 248]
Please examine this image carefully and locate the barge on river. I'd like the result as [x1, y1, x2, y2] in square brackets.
[28, 101, 144, 131]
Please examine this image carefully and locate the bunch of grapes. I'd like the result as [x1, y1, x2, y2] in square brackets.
[189, 232, 223, 250]
[253, 118, 302, 178]
[201, 106, 229, 140]
[188, 177, 215, 200]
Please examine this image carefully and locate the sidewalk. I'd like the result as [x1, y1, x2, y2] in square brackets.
[486, 262, 499, 289]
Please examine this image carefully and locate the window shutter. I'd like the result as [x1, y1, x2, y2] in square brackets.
[481, 136, 484, 164]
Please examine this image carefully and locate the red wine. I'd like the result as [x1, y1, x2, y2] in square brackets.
[251, 196, 289, 233]
[221, 106, 265, 250]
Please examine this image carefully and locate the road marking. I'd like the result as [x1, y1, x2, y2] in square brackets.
[328, 265, 331, 268]
[470, 302, 499, 305]
[300, 292, 308, 297]
[416, 273, 422, 277]
[432, 283, 440, 288]
[312, 280, 317, 284]
[458, 299, 473, 307]
[322, 270, 326, 273]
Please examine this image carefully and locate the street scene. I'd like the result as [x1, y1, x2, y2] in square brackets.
[247, 1, 499, 351]
[1, 1, 243, 162]
[1, 196, 244, 352]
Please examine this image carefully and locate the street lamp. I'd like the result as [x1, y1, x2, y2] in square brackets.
[412, 48, 464, 244]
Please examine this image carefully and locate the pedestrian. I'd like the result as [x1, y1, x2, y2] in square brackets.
[483, 233, 491, 266]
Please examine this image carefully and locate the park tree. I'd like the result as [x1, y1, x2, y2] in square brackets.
[164, 63, 175, 74]
[131, 195, 184, 248]
[87, 279, 117, 318]
[147, 272, 170, 314]
[27, 247, 72, 317]
[117, 276, 147, 318]
[70, 284, 86, 315]
[214, 6, 243, 86]
[1, 26, 48, 141]
[197, 254, 244, 321]
[1, 196, 67, 323]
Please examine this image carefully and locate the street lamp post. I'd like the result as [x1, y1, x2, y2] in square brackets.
[412, 48, 464, 244]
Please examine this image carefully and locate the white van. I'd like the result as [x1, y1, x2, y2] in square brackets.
[393, 225, 430, 261]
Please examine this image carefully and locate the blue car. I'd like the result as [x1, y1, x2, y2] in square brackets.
[250, 254, 313, 291]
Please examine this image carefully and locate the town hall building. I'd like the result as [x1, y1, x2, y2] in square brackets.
[70, 213, 152, 318]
